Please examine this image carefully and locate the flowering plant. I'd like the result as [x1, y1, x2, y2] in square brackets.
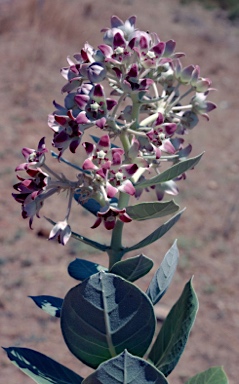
[5, 15, 228, 384]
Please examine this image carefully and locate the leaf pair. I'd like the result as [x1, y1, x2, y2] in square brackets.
[47, 202, 182, 255]
[68, 254, 153, 283]
[29, 239, 179, 321]
[68, 238, 179, 299]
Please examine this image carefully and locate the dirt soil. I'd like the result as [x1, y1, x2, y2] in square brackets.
[0, 1, 239, 383]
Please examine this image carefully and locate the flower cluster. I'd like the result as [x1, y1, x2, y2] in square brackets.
[13, 15, 216, 243]
[82, 134, 138, 198]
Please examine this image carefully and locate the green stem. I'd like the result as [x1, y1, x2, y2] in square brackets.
[112, 92, 126, 119]
[120, 130, 131, 153]
[42, 163, 63, 181]
[107, 91, 141, 267]
[172, 104, 193, 111]
[140, 112, 159, 127]
[117, 191, 130, 210]
[130, 93, 141, 130]
[108, 192, 130, 269]
[108, 220, 124, 268]
[169, 86, 194, 109]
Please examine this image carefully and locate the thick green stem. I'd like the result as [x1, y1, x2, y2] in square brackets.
[117, 191, 130, 210]
[107, 92, 140, 268]
[108, 192, 130, 269]
[108, 220, 124, 269]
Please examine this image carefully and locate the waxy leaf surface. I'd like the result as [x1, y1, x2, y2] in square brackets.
[68, 258, 108, 281]
[124, 209, 184, 253]
[126, 200, 179, 221]
[110, 254, 154, 282]
[29, 295, 63, 318]
[3, 347, 83, 384]
[136, 153, 203, 189]
[74, 197, 101, 216]
[61, 272, 156, 368]
[148, 278, 198, 376]
[71, 229, 109, 251]
[185, 366, 228, 384]
[146, 240, 179, 305]
[82, 350, 168, 384]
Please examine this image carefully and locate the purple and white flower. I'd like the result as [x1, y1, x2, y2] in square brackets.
[49, 220, 72, 245]
[91, 205, 132, 230]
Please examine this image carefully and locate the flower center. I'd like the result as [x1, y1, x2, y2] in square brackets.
[97, 150, 107, 160]
[147, 51, 155, 59]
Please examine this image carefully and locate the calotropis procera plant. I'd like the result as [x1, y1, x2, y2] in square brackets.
[5, 15, 228, 384]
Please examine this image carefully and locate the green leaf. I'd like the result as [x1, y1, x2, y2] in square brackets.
[136, 153, 204, 189]
[82, 350, 169, 384]
[110, 254, 154, 282]
[45, 217, 109, 252]
[124, 209, 184, 253]
[3, 347, 83, 383]
[126, 200, 179, 221]
[61, 272, 156, 369]
[68, 259, 108, 281]
[74, 196, 101, 216]
[148, 278, 199, 376]
[146, 240, 179, 305]
[185, 366, 229, 384]
[71, 230, 109, 252]
[29, 295, 63, 318]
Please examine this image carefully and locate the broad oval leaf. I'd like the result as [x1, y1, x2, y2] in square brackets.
[185, 366, 229, 384]
[136, 153, 203, 189]
[82, 350, 168, 384]
[124, 209, 184, 253]
[126, 201, 179, 221]
[146, 240, 179, 305]
[148, 278, 199, 376]
[61, 272, 156, 368]
[3, 346, 83, 384]
[110, 254, 154, 282]
[68, 258, 108, 281]
[29, 295, 63, 318]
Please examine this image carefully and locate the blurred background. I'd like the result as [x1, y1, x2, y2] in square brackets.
[0, 0, 239, 382]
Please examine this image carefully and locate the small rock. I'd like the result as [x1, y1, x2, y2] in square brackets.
[207, 180, 218, 190]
